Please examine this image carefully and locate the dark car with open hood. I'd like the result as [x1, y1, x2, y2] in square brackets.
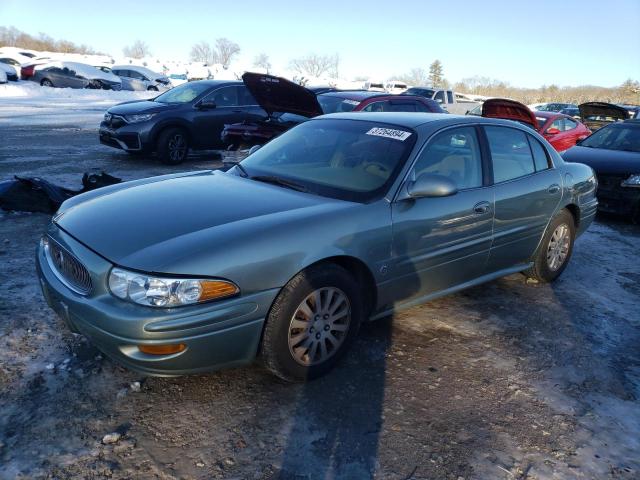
[99, 80, 266, 164]
[563, 120, 640, 222]
[578, 102, 630, 131]
[221, 73, 446, 152]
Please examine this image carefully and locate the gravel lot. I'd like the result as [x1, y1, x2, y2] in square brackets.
[0, 103, 638, 480]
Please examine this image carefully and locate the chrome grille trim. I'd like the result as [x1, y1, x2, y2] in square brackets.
[44, 237, 92, 295]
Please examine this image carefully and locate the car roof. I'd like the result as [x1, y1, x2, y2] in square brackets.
[534, 111, 562, 119]
[319, 90, 388, 101]
[317, 111, 514, 129]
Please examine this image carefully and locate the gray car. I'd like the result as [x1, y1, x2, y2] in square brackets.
[37, 113, 597, 381]
[31, 61, 122, 90]
[111, 65, 171, 92]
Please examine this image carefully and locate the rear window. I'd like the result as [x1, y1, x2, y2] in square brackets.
[317, 95, 360, 114]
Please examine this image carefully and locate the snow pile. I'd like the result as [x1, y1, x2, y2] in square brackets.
[0, 82, 154, 106]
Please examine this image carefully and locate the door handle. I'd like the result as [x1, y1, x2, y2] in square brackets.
[547, 184, 560, 194]
[473, 201, 491, 215]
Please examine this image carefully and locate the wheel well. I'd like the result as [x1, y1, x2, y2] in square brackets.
[564, 203, 580, 228]
[310, 256, 378, 318]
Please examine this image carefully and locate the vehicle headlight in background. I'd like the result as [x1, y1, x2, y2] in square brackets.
[621, 174, 640, 188]
[123, 113, 156, 124]
[108, 268, 239, 307]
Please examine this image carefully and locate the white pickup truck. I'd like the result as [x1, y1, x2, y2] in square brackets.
[403, 87, 480, 114]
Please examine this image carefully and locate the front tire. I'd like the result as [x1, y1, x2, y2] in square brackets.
[156, 128, 189, 165]
[261, 264, 363, 382]
[40, 79, 53, 87]
[148, 86, 158, 91]
[524, 209, 575, 283]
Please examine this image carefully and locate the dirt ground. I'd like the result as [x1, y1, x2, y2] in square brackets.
[0, 110, 639, 480]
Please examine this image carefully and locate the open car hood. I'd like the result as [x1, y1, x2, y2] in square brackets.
[242, 72, 323, 118]
[578, 102, 629, 121]
[481, 98, 538, 130]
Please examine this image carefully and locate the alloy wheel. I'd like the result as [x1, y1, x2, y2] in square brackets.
[547, 223, 570, 271]
[287, 287, 351, 366]
[168, 134, 187, 162]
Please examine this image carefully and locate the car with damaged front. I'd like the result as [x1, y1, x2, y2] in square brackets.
[38, 112, 597, 382]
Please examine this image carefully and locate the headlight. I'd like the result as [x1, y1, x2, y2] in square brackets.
[108, 268, 239, 307]
[621, 174, 640, 188]
[123, 113, 156, 123]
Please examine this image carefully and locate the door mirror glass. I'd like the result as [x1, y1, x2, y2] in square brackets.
[406, 174, 458, 199]
[197, 100, 216, 110]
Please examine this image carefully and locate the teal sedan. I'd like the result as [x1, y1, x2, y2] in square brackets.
[37, 112, 598, 381]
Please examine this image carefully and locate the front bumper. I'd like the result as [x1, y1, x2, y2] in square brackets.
[36, 225, 279, 376]
[596, 177, 640, 218]
[99, 123, 145, 152]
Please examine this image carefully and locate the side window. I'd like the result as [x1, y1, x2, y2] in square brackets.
[446, 91, 454, 104]
[386, 102, 416, 112]
[362, 101, 387, 112]
[527, 136, 551, 171]
[415, 101, 432, 112]
[434, 90, 445, 104]
[547, 119, 563, 132]
[485, 126, 536, 183]
[208, 86, 238, 107]
[563, 118, 577, 131]
[237, 86, 257, 106]
[412, 127, 483, 190]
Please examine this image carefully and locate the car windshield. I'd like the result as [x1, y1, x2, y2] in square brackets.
[237, 119, 417, 202]
[169, 74, 187, 80]
[317, 95, 360, 114]
[405, 88, 435, 97]
[154, 82, 211, 103]
[580, 123, 640, 152]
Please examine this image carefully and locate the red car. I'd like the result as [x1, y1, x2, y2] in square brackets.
[481, 99, 591, 152]
[221, 73, 445, 149]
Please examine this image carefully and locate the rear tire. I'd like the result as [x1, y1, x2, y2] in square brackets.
[261, 264, 363, 382]
[156, 128, 189, 165]
[148, 86, 158, 92]
[524, 209, 575, 283]
[40, 79, 53, 87]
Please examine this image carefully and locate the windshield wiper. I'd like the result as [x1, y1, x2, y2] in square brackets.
[250, 175, 308, 192]
[234, 163, 249, 178]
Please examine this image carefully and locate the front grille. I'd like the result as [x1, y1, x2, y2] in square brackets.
[45, 238, 92, 295]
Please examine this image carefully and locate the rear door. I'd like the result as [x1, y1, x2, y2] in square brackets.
[484, 125, 562, 272]
[389, 126, 494, 303]
[113, 70, 134, 90]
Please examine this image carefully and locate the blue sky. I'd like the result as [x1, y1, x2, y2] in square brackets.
[2, 0, 639, 87]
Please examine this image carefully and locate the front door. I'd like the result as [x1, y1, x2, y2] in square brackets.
[193, 85, 249, 149]
[389, 126, 494, 304]
[483, 126, 562, 272]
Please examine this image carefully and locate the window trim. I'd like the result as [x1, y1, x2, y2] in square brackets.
[525, 134, 552, 171]
[201, 85, 241, 107]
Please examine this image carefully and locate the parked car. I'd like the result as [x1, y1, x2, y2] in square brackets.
[480, 98, 590, 152]
[534, 111, 591, 152]
[38, 112, 597, 381]
[0, 63, 19, 82]
[534, 103, 578, 113]
[363, 81, 385, 92]
[0, 55, 27, 68]
[402, 87, 480, 114]
[385, 80, 408, 94]
[578, 102, 629, 131]
[111, 65, 171, 91]
[559, 107, 581, 120]
[168, 73, 188, 87]
[28, 61, 122, 90]
[0, 69, 7, 84]
[619, 104, 640, 120]
[563, 120, 640, 221]
[222, 73, 446, 150]
[99, 80, 266, 163]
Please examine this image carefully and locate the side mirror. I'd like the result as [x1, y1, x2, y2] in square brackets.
[400, 174, 458, 200]
[546, 127, 560, 135]
[196, 100, 216, 110]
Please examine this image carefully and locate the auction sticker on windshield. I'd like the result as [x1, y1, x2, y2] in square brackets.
[366, 127, 412, 141]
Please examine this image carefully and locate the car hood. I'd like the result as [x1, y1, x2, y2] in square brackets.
[578, 102, 629, 121]
[562, 146, 640, 175]
[242, 72, 323, 118]
[55, 170, 347, 271]
[481, 98, 538, 130]
[107, 100, 171, 115]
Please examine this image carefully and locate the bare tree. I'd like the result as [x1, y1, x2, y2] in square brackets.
[396, 67, 429, 86]
[214, 38, 240, 69]
[123, 40, 150, 59]
[190, 41, 215, 64]
[253, 52, 271, 73]
[0, 25, 97, 54]
[289, 52, 339, 78]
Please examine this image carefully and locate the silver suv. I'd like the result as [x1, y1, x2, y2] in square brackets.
[111, 65, 171, 92]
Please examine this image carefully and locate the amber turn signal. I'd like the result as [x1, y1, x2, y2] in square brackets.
[199, 280, 239, 301]
[138, 343, 186, 355]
